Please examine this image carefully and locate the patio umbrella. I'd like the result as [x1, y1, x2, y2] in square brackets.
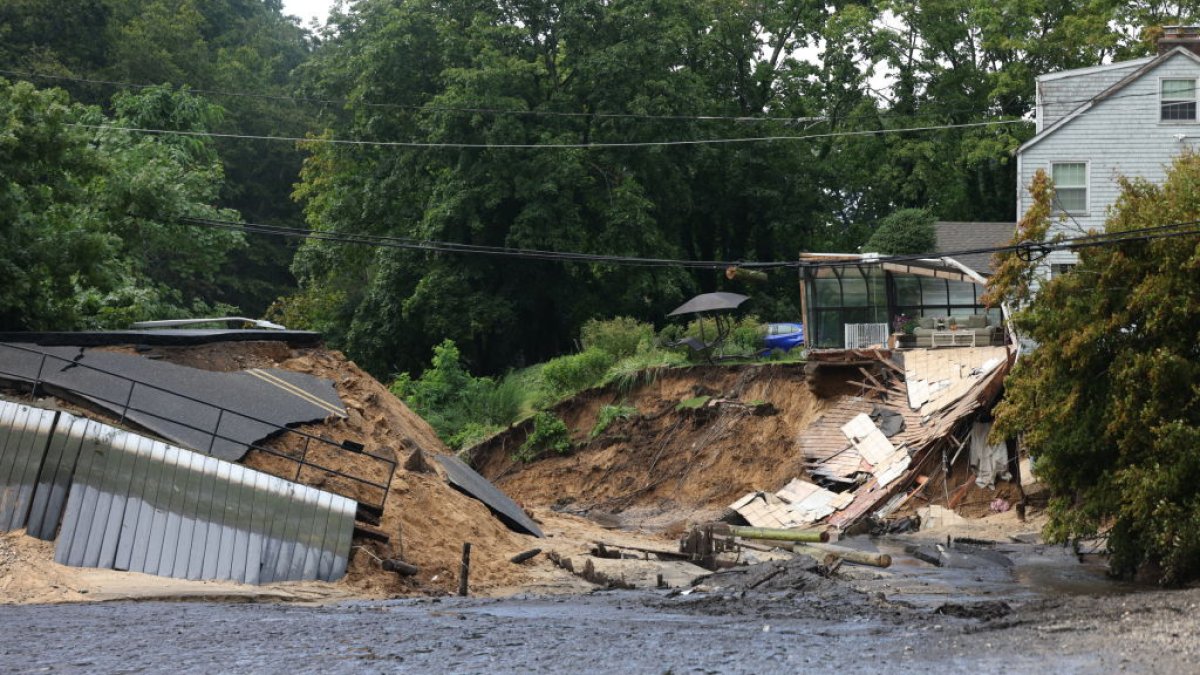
[667, 292, 749, 317]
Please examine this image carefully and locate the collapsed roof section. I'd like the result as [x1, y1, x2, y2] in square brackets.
[732, 345, 1013, 532]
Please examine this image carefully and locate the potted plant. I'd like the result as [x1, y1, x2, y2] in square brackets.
[890, 314, 917, 348]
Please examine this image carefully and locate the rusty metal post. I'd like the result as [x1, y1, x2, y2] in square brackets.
[458, 542, 472, 597]
[119, 381, 136, 424]
[209, 408, 224, 454]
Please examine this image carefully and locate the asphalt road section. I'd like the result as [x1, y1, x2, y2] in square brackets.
[434, 454, 544, 537]
[0, 344, 344, 462]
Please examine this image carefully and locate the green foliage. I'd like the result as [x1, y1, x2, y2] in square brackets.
[541, 348, 617, 397]
[590, 404, 638, 439]
[676, 396, 711, 411]
[0, 79, 244, 330]
[864, 208, 937, 255]
[606, 350, 689, 393]
[515, 412, 572, 462]
[390, 340, 524, 449]
[991, 152, 1200, 585]
[660, 315, 765, 361]
[581, 317, 656, 360]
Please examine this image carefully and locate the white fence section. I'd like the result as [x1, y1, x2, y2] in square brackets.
[844, 323, 890, 349]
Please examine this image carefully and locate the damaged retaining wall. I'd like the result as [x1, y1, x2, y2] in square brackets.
[0, 399, 355, 584]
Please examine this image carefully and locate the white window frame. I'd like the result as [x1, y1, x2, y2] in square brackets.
[1050, 161, 1089, 215]
[1159, 76, 1199, 123]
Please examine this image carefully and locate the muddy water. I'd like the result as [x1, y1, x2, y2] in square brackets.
[0, 541, 1193, 674]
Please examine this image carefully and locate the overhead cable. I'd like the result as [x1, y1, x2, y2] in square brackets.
[174, 215, 1200, 271]
[68, 118, 1027, 149]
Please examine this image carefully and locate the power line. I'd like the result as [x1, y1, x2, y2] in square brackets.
[0, 67, 1022, 126]
[67, 118, 1027, 150]
[179, 216, 787, 269]
[3, 65, 1171, 128]
[175, 214, 1200, 271]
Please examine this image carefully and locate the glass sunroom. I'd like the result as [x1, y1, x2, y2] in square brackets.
[800, 258, 1004, 349]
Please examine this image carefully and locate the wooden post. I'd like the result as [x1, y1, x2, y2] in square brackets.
[458, 542, 472, 597]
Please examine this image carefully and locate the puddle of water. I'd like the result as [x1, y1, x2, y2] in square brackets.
[833, 534, 1148, 608]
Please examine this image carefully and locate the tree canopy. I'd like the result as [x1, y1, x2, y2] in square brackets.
[0, 79, 243, 330]
[6, 0, 1200, 375]
[990, 155, 1200, 584]
[864, 208, 937, 254]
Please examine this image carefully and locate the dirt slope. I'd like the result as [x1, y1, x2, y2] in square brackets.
[104, 341, 549, 596]
[471, 364, 834, 528]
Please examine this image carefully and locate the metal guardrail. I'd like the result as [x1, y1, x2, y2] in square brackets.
[0, 342, 395, 511]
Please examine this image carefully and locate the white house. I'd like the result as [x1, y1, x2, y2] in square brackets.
[1016, 26, 1200, 275]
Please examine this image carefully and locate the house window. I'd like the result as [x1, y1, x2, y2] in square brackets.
[1050, 263, 1076, 277]
[1051, 162, 1087, 213]
[1162, 79, 1197, 121]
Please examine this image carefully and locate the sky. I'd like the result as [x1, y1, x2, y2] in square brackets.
[282, 0, 336, 24]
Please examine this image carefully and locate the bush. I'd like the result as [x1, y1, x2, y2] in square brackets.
[662, 314, 764, 360]
[514, 412, 572, 462]
[390, 340, 525, 449]
[590, 404, 638, 439]
[580, 317, 655, 359]
[541, 347, 615, 396]
[864, 208, 937, 255]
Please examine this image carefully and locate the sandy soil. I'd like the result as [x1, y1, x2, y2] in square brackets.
[471, 364, 829, 528]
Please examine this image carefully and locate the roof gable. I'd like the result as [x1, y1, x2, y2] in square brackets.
[1019, 47, 1200, 154]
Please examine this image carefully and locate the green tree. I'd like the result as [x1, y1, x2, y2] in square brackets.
[990, 154, 1200, 584]
[0, 79, 244, 330]
[864, 208, 937, 254]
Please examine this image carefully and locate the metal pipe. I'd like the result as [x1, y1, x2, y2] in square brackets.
[794, 543, 892, 568]
[717, 524, 828, 542]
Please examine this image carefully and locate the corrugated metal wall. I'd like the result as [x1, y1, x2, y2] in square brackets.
[0, 402, 58, 532]
[0, 399, 356, 584]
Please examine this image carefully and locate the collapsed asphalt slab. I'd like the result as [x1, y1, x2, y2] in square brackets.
[0, 344, 343, 461]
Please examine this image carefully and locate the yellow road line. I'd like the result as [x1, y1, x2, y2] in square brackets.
[245, 369, 347, 417]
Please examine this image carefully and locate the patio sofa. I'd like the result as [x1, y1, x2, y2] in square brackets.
[906, 314, 1002, 348]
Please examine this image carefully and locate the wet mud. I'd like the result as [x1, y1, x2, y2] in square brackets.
[2, 538, 1197, 674]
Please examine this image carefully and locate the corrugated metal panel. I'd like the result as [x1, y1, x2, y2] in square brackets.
[0, 399, 356, 584]
[0, 401, 58, 532]
[52, 419, 357, 583]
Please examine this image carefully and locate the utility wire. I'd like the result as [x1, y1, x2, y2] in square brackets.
[1, 66, 1169, 126]
[175, 214, 1200, 271]
[68, 118, 1027, 149]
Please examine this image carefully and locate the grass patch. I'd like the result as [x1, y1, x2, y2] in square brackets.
[590, 403, 638, 439]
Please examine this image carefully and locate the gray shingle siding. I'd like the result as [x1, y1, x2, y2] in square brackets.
[1036, 59, 1151, 131]
[1019, 50, 1200, 266]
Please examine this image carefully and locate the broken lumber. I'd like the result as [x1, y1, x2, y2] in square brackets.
[382, 559, 419, 576]
[711, 524, 828, 543]
[794, 543, 891, 568]
[458, 542, 472, 597]
[510, 548, 542, 564]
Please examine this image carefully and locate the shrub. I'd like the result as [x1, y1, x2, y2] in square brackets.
[664, 314, 764, 360]
[390, 340, 525, 449]
[864, 208, 937, 255]
[514, 412, 572, 462]
[580, 317, 655, 359]
[541, 347, 615, 396]
[590, 404, 638, 439]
